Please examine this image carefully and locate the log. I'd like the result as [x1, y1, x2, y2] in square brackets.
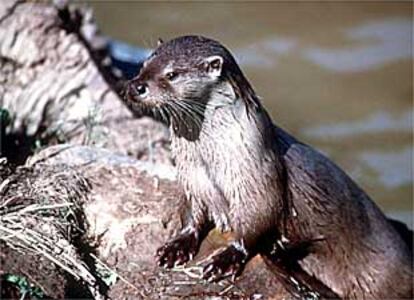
[0, 1, 289, 299]
[0, 0, 170, 166]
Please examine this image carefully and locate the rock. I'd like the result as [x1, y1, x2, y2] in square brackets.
[26, 145, 288, 299]
[0, 1, 289, 298]
[0, 0, 169, 165]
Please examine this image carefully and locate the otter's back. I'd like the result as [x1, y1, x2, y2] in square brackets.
[275, 127, 413, 299]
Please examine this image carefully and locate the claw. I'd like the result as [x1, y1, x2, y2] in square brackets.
[201, 244, 247, 282]
[155, 231, 199, 269]
[204, 263, 215, 274]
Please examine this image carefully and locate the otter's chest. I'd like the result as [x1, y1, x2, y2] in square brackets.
[171, 108, 275, 229]
[171, 114, 246, 194]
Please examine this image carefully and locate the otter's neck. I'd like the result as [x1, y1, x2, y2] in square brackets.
[169, 80, 236, 141]
[171, 83, 274, 153]
[170, 79, 263, 142]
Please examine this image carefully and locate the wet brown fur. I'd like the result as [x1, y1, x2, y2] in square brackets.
[125, 35, 413, 299]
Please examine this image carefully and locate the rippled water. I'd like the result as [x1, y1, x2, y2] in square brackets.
[91, 2, 413, 226]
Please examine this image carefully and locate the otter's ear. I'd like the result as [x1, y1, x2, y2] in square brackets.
[204, 55, 223, 78]
[157, 38, 164, 47]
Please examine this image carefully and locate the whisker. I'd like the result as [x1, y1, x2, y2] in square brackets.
[175, 101, 200, 120]
[165, 102, 179, 123]
[179, 100, 207, 118]
[167, 102, 191, 130]
[164, 103, 178, 126]
[159, 105, 170, 125]
[173, 102, 198, 130]
[181, 101, 206, 116]
[173, 101, 203, 129]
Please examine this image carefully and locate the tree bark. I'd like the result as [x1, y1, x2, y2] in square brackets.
[0, 1, 289, 299]
[0, 0, 170, 165]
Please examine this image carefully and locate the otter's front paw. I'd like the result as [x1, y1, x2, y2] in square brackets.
[202, 244, 247, 282]
[156, 232, 199, 268]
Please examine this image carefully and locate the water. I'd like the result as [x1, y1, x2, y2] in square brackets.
[91, 2, 413, 226]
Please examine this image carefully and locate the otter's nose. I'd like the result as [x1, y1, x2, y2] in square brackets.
[134, 83, 148, 96]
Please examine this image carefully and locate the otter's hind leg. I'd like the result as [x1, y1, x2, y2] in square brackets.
[201, 225, 263, 282]
[202, 240, 251, 282]
[261, 238, 341, 300]
[201, 202, 279, 281]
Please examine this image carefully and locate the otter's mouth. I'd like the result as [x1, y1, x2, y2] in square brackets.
[124, 81, 160, 119]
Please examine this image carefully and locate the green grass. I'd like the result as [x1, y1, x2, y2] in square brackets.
[4, 274, 44, 299]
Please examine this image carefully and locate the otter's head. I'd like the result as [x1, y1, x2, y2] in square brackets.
[125, 35, 258, 140]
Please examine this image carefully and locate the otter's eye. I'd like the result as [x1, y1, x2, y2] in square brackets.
[135, 84, 148, 96]
[165, 71, 178, 81]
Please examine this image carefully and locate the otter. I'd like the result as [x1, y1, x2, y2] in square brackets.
[125, 35, 412, 299]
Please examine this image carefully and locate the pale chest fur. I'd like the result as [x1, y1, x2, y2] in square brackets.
[171, 102, 280, 232]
